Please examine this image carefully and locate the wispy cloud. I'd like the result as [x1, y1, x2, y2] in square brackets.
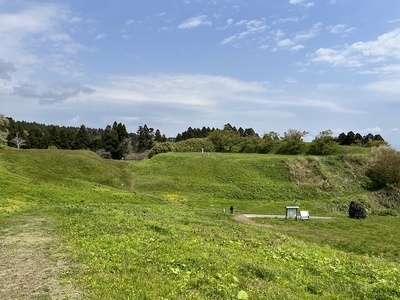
[388, 18, 400, 24]
[95, 33, 107, 40]
[221, 19, 267, 45]
[295, 22, 322, 40]
[361, 64, 400, 76]
[273, 23, 321, 51]
[363, 78, 400, 97]
[93, 73, 269, 107]
[326, 24, 355, 35]
[289, 0, 314, 8]
[178, 15, 212, 29]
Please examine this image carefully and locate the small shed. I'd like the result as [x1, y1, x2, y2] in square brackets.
[285, 206, 299, 220]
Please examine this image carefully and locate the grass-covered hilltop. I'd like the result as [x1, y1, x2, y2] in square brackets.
[1, 144, 400, 298]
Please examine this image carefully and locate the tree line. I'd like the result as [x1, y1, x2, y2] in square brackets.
[173, 125, 385, 155]
[1, 115, 167, 159]
[0, 114, 387, 159]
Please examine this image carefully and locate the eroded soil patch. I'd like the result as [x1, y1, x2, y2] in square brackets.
[0, 213, 79, 300]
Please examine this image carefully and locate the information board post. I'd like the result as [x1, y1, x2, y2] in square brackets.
[285, 206, 299, 220]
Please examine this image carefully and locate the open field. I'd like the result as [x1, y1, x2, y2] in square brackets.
[0, 149, 399, 299]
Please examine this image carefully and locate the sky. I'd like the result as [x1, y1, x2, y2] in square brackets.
[1, 0, 400, 148]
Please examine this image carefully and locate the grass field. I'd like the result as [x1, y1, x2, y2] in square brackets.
[0, 149, 399, 299]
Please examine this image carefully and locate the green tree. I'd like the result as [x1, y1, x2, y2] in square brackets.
[102, 125, 120, 158]
[154, 129, 163, 142]
[59, 128, 75, 149]
[208, 129, 240, 152]
[74, 125, 90, 149]
[137, 124, 154, 152]
[0, 114, 9, 148]
[48, 126, 61, 148]
[307, 129, 338, 155]
[258, 133, 277, 153]
[277, 129, 307, 155]
[27, 124, 44, 149]
[239, 135, 260, 153]
[263, 131, 280, 140]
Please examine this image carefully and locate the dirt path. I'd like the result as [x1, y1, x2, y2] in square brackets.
[0, 213, 80, 300]
[234, 213, 333, 230]
[234, 214, 274, 229]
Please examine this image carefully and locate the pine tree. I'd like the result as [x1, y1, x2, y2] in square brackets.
[74, 125, 90, 149]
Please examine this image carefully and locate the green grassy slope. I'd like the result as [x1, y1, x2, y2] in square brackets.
[130, 152, 368, 215]
[0, 149, 399, 299]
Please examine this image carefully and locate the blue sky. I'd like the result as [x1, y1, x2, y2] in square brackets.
[1, 0, 400, 147]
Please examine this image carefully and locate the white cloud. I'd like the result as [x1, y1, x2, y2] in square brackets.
[361, 64, 400, 76]
[289, 0, 314, 8]
[289, 0, 303, 4]
[291, 44, 305, 51]
[178, 15, 212, 29]
[388, 18, 400, 24]
[295, 22, 322, 41]
[226, 18, 234, 26]
[0, 2, 92, 78]
[274, 17, 300, 24]
[95, 33, 107, 40]
[63, 42, 95, 54]
[275, 23, 320, 50]
[360, 127, 382, 134]
[311, 28, 400, 67]
[277, 39, 295, 48]
[327, 24, 355, 35]
[69, 17, 82, 24]
[311, 47, 362, 67]
[126, 19, 138, 25]
[221, 19, 267, 45]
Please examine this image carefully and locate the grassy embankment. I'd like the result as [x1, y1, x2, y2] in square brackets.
[0, 148, 399, 299]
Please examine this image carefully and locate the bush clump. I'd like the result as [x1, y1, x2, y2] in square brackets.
[349, 201, 367, 219]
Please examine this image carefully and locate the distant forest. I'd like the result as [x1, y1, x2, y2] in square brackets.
[4, 117, 386, 159]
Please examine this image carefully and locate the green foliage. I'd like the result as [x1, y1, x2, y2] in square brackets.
[366, 146, 400, 189]
[148, 141, 177, 157]
[307, 130, 339, 155]
[174, 138, 215, 153]
[208, 129, 241, 152]
[149, 138, 215, 157]
[277, 129, 307, 155]
[0, 113, 9, 148]
[74, 125, 91, 150]
[137, 124, 155, 152]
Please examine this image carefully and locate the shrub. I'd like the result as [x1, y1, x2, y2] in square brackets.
[349, 201, 367, 219]
[175, 138, 214, 153]
[366, 146, 400, 189]
[148, 142, 176, 158]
